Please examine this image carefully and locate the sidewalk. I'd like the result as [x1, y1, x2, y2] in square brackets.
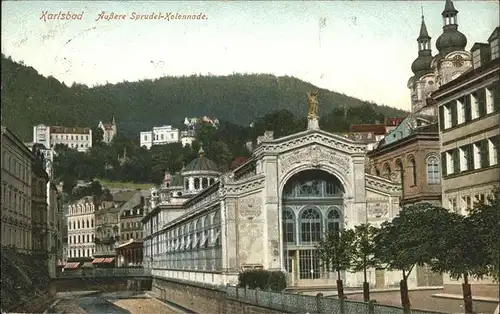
[432, 293, 499, 303]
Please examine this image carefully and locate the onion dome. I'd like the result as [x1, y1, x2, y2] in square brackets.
[411, 15, 433, 78]
[436, 0, 467, 56]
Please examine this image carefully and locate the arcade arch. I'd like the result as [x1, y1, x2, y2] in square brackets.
[281, 169, 345, 286]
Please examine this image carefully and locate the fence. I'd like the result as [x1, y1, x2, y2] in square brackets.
[57, 267, 152, 278]
[225, 285, 447, 314]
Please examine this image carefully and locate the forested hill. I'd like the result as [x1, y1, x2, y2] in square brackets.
[1, 54, 407, 141]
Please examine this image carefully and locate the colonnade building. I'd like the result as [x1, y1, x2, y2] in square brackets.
[142, 110, 413, 288]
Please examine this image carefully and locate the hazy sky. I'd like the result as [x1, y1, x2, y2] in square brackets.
[1, 1, 498, 111]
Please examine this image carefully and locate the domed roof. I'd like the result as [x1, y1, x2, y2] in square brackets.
[184, 146, 218, 172]
[436, 30, 467, 56]
[411, 54, 433, 77]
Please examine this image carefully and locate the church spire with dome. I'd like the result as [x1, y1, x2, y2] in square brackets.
[436, 0, 467, 56]
[411, 12, 433, 79]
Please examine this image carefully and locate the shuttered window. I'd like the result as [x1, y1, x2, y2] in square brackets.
[450, 101, 458, 127]
[441, 152, 447, 176]
[464, 95, 472, 122]
[453, 149, 460, 173]
[479, 139, 490, 168]
[476, 89, 487, 117]
[439, 106, 445, 131]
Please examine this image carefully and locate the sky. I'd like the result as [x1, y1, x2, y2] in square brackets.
[1, 1, 499, 112]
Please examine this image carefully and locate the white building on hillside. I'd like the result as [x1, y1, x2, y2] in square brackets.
[140, 125, 180, 149]
[33, 124, 92, 152]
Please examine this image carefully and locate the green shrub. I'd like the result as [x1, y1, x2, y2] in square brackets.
[238, 269, 287, 291]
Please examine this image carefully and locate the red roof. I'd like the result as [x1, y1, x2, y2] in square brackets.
[350, 124, 386, 135]
[385, 117, 405, 127]
[50, 126, 91, 134]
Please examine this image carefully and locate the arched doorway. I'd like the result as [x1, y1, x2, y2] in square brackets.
[281, 169, 345, 286]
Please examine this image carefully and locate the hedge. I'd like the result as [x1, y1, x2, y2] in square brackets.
[238, 269, 287, 291]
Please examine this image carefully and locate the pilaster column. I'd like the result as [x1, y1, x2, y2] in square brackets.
[188, 177, 194, 191]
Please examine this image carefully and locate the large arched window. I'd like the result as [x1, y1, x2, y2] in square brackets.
[283, 170, 344, 199]
[427, 156, 440, 184]
[300, 208, 322, 244]
[383, 163, 391, 180]
[395, 159, 404, 183]
[408, 157, 417, 186]
[282, 208, 295, 244]
[326, 208, 341, 235]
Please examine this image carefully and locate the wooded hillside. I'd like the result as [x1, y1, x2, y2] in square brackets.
[1, 54, 407, 141]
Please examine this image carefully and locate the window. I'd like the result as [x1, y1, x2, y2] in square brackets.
[383, 163, 391, 180]
[408, 158, 417, 186]
[477, 140, 490, 168]
[282, 209, 295, 244]
[491, 38, 499, 59]
[300, 208, 322, 244]
[489, 136, 499, 166]
[326, 208, 341, 234]
[475, 194, 485, 205]
[461, 195, 472, 211]
[194, 178, 200, 190]
[457, 98, 465, 124]
[444, 103, 452, 129]
[486, 87, 494, 114]
[448, 198, 458, 213]
[427, 156, 440, 184]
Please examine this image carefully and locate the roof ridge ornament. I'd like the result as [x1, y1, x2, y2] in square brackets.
[307, 90, 320, 130]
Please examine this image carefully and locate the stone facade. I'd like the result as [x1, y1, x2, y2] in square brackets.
[367, 124, 442, 206]
[1, 126, 35, 252]
[143, 124, 411, 289]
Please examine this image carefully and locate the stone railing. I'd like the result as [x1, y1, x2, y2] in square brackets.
[56, 267, 152, 278]
[225, 285, 447, 314]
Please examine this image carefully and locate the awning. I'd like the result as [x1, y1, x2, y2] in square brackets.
[64, 262, 80, 269]
[104, 257, 115, 263]
[92, 258, 105, 264]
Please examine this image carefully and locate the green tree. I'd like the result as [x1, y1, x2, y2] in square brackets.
[92, 126, 104, 146]
[430, 198, 494, 314]
[352, 224, 380, 302]
[468, 188, 500, 281]
[317, 229, 355, 303]
[374, 203, 449, 313]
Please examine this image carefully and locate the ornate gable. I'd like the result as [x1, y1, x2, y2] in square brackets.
[254, 130, 366, 158]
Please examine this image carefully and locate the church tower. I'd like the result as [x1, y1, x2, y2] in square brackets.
[435, 0, 467, 56]
[409, 13, 436, 114]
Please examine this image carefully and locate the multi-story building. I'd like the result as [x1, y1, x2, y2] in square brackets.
[30, 147, 49, 253]
[140, 125, 180, 149]
[98, 114, 117, 144]
[93, 190, 145, 265]
[67, 196, 96, 260]
[435, 27, 499, 215]
[33, 124, 92, 152]
[1, 126, 35, 252]
[47, 182, 63, 277]
[120, 195, 146, 241]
